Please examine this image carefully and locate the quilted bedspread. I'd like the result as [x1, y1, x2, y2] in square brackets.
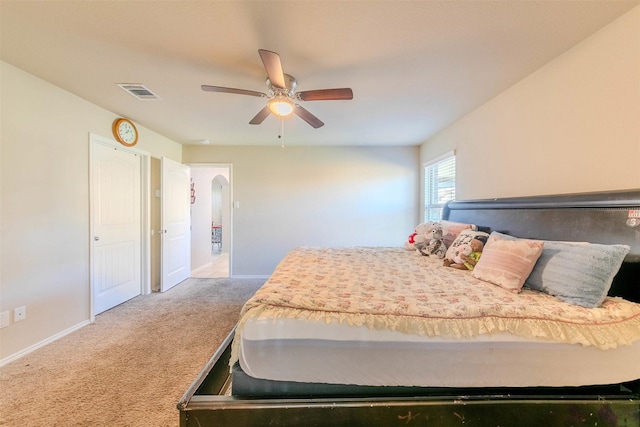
[231, 247, 640, 364]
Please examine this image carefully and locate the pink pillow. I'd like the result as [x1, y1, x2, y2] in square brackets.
[472, 233, 544, 292]
[439, 220, 477, 248]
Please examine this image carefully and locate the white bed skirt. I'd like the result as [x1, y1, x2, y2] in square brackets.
[239, 317, 640, 388]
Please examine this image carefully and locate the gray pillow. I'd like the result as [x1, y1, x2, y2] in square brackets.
[524, 240, 630, 308]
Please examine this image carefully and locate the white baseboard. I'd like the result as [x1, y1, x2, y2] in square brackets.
[230, 274, 270, 280]
[0, 319, 91, 367]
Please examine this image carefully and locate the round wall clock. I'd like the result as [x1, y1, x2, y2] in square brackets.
[112, 118, 139, 147]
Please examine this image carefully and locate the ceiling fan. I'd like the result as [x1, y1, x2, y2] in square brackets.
[201, 49, 353, 129]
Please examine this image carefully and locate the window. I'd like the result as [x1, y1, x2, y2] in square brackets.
[424, 151, 455, 221]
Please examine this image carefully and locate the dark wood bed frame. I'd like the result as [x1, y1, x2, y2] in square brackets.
[178, 190, 640, 426]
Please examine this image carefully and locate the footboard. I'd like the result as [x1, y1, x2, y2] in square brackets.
[178, 329, 639, 427]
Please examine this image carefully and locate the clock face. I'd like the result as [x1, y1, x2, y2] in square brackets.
[113, 119, 138, 146]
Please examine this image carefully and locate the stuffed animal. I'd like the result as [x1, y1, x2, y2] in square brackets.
[403, 231, 419, 250]
[445, 237, 485, 270]
[404, 222, 436, 252]
[419, 224, 447, 258]
[452, 243, 473, 265]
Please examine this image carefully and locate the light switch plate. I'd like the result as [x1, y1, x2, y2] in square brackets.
[0, 311, 9, 328]
[14, 306, 26, 322]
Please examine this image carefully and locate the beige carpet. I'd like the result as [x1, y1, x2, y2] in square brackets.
[0, 277, 264, 427]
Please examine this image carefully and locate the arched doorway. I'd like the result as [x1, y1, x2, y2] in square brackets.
[189, 164, 231, 278]
[209, 174, 229, 275]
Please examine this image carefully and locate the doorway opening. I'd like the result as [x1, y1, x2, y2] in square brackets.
[189, 164, 232, 278]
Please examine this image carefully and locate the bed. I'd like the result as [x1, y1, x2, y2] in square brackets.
[178, 190, 640, 427]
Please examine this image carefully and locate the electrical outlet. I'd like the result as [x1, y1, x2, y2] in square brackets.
[14, 306, 26, 322]
[0, 311, 9, 328]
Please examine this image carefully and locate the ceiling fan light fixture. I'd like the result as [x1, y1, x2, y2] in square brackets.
[268, 97, 294, 117]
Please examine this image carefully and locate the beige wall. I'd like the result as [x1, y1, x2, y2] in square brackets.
[183, 145, 421, 276]
[421, 6, 640, 200]
[0, 62, 182, 362]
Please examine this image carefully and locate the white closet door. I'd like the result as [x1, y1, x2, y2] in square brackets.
[91, 142, 141, 314]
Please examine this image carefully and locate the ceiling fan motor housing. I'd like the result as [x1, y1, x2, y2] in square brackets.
[267, 74, 297, 97]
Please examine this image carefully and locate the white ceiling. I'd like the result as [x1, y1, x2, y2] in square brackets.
[1, 1, 638, 146]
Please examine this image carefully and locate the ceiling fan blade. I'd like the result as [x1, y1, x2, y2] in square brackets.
[297, 88, 353, 101]
[201, 85, 266, 98]
[249, 106, 271, 125]
[258, 49, 286, 89]
[294, 105, 324, 128]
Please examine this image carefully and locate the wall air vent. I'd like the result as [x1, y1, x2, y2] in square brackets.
[117, 83, 162, 101]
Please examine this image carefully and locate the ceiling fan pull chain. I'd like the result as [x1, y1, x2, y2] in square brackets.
[279, 116, 285, 148]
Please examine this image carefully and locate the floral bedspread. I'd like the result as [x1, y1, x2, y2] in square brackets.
[232, 247, 640, 364]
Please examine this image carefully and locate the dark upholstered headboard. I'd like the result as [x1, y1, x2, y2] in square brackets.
[443, 190, 640, 303]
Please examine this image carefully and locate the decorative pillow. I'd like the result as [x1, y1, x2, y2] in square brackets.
[439, 220, 477, 247]
[524, 240, 630, 308]
[445, 229, 489, 262]
[472, 232, 544, 293]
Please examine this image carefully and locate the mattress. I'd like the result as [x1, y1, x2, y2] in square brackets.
[239, 316, 640, 388]
[232, 247, 640, 389]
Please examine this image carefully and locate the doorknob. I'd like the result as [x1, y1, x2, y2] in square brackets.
[94, 236, 100, 241]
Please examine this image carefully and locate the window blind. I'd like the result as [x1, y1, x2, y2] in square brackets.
[424, 152, 456, 221]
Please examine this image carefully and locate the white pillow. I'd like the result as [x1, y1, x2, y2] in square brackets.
[445, 229, 489, 262]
